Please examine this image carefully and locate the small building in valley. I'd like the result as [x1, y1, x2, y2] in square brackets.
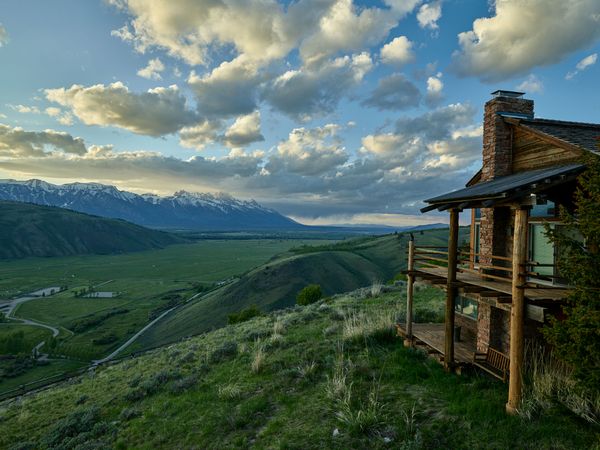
[398, 90, 600, 413]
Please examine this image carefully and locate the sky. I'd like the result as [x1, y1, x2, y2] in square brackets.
[0, 0, 599, 226]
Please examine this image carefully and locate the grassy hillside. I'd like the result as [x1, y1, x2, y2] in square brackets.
[132, 228, 469, 352]
[0, 201, 184, 259]
[0, 239, 332, 394]
[0, 286, 595, 449]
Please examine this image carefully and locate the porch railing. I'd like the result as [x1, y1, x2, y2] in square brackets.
[411, 246, 561, 285]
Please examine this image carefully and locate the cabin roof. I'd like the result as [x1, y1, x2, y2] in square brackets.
[515, 118, 600, 154]
[421, 163, 584, 212]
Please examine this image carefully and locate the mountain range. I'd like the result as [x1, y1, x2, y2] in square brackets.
[0, 179, 302, 231]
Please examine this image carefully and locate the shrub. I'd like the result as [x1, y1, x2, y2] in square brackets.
[210, 341, 239, 363]
[218, 382, 243, 400]
[296, 284, 323, 306]
[169, 375, 198, 394]
[119, 407, 142, 421]
[228, 305, 262, 324]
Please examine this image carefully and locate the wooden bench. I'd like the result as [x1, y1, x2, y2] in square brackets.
[473, 348, 510, 382]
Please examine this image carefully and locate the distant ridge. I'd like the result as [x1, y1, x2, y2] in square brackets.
[0, 179, 303, 231]
[0, 201, 184, 259]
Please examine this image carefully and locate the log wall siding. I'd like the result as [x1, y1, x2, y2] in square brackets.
[512, 127, 580, 172]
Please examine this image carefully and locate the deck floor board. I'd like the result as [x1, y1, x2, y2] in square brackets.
[397, 323, 476, 365]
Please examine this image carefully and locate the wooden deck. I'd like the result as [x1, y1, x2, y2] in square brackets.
[396, 322, 476, 365]
[414, 266, 569, 302]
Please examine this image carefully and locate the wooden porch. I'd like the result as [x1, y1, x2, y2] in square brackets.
[396, 322, 476, 366]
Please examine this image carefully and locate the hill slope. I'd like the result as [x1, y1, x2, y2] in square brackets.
[0, 201, 184, 259]
[133, 228, 468, 351]
[0, 179, 303, 231]
[0, 286, 594, 449]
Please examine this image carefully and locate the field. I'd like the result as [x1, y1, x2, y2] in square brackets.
[0, 239, 330, 394]
[0, 285, 596, 449]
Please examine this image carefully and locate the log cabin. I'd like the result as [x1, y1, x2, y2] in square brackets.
[398, 90, 600, 414]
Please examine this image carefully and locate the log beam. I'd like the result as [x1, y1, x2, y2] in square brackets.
[405, 236, 415, 347]
[444, 208, 459, 371]
[506, 206, 530, 414]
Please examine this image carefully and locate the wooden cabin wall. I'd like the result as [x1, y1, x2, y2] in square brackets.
[512, 128, 580, 172]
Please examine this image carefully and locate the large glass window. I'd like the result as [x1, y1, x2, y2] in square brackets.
[529, 224, 554, 277]
[530, 201, 555, 218]
[455, 296, 478, 319]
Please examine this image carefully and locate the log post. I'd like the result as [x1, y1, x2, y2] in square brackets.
[404, 235, 415, 347]
[506, 206, 529, 414]
[444, 208, 459, 371]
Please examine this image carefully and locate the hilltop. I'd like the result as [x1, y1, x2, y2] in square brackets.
[0, 201, 184, 259]
[0, 285, 595, 449]
[0, 179, 302, 231]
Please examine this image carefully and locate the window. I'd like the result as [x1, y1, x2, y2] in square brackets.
[474, 222, 481, 264]
[455, 296, 478, 319]
[530, 201, 555, 218]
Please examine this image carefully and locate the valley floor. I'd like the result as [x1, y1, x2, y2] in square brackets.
[1, 286, 597, 449]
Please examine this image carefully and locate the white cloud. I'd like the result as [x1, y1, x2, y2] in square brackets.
[362, 73, 421, 111]
[516, 74, 543, 93]
[137, 57, 165, 80]
[425, 72, 444, 105]
[565, 53, 598, 79]
[10, 104, 41, 114]
[44, 107, 74, 126]
[452, 0, 600, 81]
[298, 0, 403, 66]
[188, 57, 262, 118]
[179, 120, 222, 150]
[108, 0, 293, 66]
[417, 1, 442, 30]
[0, 24, 8, 47]
[264, 52, 373, 120]
[45, 82, 197, 136]
[266, 124, 348, 176]
[109, 0, 420, 69]
[380, 36, 415, 67]
[224, 111, 264, 148]
[0, 123, 87, 157]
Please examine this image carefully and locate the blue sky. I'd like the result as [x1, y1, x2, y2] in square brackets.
[0, 0, 599, 225]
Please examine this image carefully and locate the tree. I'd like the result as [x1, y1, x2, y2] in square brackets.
[543, 153, 600, 394]
[296, 284, 322, 306]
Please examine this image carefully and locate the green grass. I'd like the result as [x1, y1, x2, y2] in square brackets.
[0, 239, 327, 389]
[132, 229, 468, 352]
[0, 239, 330, 300]
[0, 359, 86, 394]
[0, 285, 596, 449]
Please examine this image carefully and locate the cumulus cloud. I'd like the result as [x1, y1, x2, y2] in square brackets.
[0, 24, 8, 47]
[224, 111, 264, 148]
[0, 124, 87, 157]
[108, 0, 293, 66]
[425, 72, 444, 105]
[417, 1, 442, 30]
[264, 52, 373, 120]
[516, 74, 543, 93]
[178, 120, 222, 150]
[362, 73, 421, 111]
[109, 0, 420, 68]
[188, 57, 262, 118]
[299, 0, 401, 66]
[380, 36, 415, 67]
[452, 0, 600, 82]
[137, 57, 165, 80]
[266, 124, 348, 176]
[45, 82, 197, 136]
[565, 53, 598, 79]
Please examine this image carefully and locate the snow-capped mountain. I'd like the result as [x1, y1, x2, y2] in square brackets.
[0, 179, 303, 230]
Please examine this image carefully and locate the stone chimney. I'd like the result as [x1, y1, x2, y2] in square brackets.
[481, 90, 534, 182]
